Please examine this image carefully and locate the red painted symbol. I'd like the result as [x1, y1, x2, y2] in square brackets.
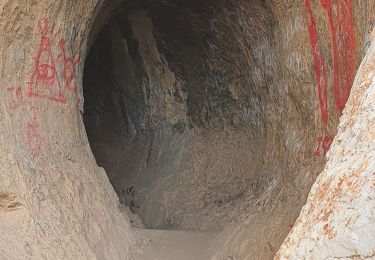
[26, 116, 46, 158]
[306, 1, 355, 157]
[28, 19, 81, 105]
[305, 0, 355, 122]
[313, 135, 333, 157]
[305, 0, 328, 123]
[59, 40, 80, 94]
[7, 86, 25, 112]
[321, 0, 356, 115]
[28, 19, 66, 103]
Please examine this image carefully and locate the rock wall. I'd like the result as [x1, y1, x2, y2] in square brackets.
[0, 1, 134, 259]
[276, 28, 375, 260]
[82, 1, 375, 259]
[0, 0, 374, 259]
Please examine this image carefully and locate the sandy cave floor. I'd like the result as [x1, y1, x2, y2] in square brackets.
[133, 228, 216, 260]
[121, 204, 216, 259]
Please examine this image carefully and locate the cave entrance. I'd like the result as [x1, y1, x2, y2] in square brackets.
[83, 0, 237, 230]
[82, 1, 306, 259]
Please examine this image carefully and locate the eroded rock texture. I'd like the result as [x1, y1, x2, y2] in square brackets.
[276, 29, 375, 260]
[0, 1, 134, 259]
[0, 0, 374, 259]
[83, 1, 374, 259]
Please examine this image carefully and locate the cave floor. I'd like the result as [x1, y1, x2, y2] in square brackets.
[133, 228, 217, 260]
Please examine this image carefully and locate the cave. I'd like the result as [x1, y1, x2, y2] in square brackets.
[84, 0, 284, 235]
[1, 0, 375, 260]
[83, 0, 277, 233]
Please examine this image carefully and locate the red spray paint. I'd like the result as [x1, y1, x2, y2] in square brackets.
[306, 1, 355, 157]
[7, 86, 25, 112]
[6, 19, 82, 159]
[305, 0, 328, 123]
[28, 19, 66, 103]
[28, 19, 81, 104]
[59, 39, 80, 94]
[321, 0, 356, 114]
[313, 135, 333, 157]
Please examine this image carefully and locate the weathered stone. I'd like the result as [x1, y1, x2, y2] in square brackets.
[0, 0, 374, 259]
[276, 30, 375, 260]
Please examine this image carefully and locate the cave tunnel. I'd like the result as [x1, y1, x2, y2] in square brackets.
[81, 0, 368, 259]
[84, 0, 275, 230]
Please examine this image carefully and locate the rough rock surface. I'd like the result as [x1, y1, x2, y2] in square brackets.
[276, 29, 375, 260]
[0, 1, 134, 259]
[83, 1, 375, 259]
[0, 0, 374, 259]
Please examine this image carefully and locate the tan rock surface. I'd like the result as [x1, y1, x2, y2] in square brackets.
[0, 0, 374, 259]
[0, 1, 134, 259]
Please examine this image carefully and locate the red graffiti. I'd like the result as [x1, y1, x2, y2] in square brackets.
[26, 116, 46, 158]
[28, 19, 80, 104]
[306, 1, 355, 157]
[28, 19, 66, 103]
[305, 0, 328, 123]
[305, 0, 355, 122]
[7, 86, 25, 112]
[59, 40, 80, 94]
[321, 0, 355, 114]
[6, 19, 81, 159]
[313, 135, 333, 157]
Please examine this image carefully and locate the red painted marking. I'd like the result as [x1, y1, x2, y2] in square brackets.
[7, 86, 25, 112]
[26, 116, 46, 158]
[305, 0, 328, 123]
[59, 40, 80, 93]
[28, 19, 81, 105]
[322, 135, 334, 154]
[313, 136, 324, 157]
[38, 19, 60, 44]
[314, 135, 334, 157]
[321, 0, 355, 114]
[28, 19, 66, 103]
